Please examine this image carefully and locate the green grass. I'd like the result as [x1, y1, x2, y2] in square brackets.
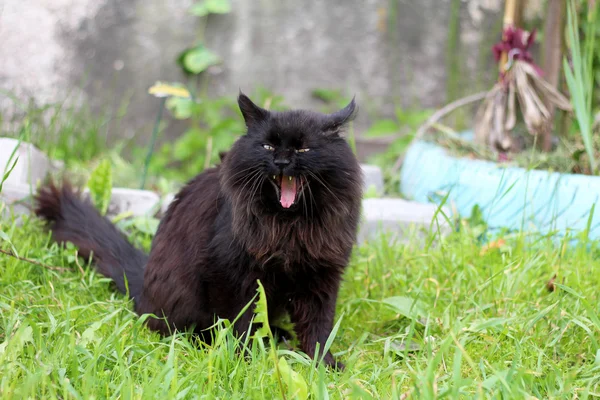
[0, 97, 183, 194]
[0, 96, 122, 165]
[1, 94, 600, 398]
[1, 209, 600, 399]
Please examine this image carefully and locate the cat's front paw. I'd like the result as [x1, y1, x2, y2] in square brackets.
[323, 353, 345, 371]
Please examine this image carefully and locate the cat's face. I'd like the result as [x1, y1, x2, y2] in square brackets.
[221, 93, 361, 214]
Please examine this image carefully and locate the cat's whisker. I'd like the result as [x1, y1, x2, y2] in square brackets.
[300, 176, 309, 219]
[236, 169, 263, 206]
[224, 165, 256, 182]
[249, 176, 266, 209]
[305, 177, 316, 221]
[246, 171, 264, 204]
[307, 171, 343, 205]
[225, 164, 269, 198]
[232, 172, 257, 208]
[298, 175, 312, 220]
[223, 166, 261, 187]
[245, 170, 265, 205]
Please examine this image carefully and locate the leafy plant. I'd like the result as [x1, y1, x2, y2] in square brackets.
[277, 356, 309, 400]
[365, 107, 432, 138]
[114, 215, 161, 251]
[145, 98, 242, 182]
[381, 296, 427, 323]
[178, 0, 232, 75]
[180, 44, 221, 75]
[564, 0, 598, 174]
[0, 140, 20, 194]
[365, 119, 399, 137]
[311, 88, 352, 112]
[251, 280, 288, 398]
[87, 159, 113, 215]
[142, 86, 287, 183]
[190, 0, 232, 17]
[577, 0, 600, 112]
[365, 107, 432, 195]
[0, 96, 120, 166]
[5, 201, 600, 397]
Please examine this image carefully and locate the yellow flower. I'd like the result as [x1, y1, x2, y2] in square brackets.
[148, 82, 191, 99]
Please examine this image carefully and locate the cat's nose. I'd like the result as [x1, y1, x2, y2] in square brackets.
[274, 158, 290, 168]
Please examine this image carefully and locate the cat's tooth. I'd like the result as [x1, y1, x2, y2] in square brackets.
[272, 175, 276, 180]
[288, 176, 292, 181]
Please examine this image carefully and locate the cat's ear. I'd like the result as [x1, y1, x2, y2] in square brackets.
[238, 91, 269, 127]
[323, 97, 358, 137]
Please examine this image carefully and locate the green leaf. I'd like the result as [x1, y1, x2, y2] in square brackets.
[173, 129, 205, 161]
[166, 97, 194, 119]
[363, 185, 379, 199]
[365, 119, 399, 137]
[0, 139, 21, 193]
[80, 321, 102, 348]
[277, 357, 309, 400]
[320, 313, 344, 364]
[190, 0, 232, 16]
[311, 88, 344, 104]
[0, 324, 32, 359]
[111, 210, 134, 224]
[395, 108, 433, 129]
[253, 280, 273, 340]
[564, 0, 596, 173]
[131, 217, 160, 235]
[524, 301, 559, 332]
[87, 159, 113, 215]
[183, 45, 221, 74]
[0, 230, 18, 257]
[381, 296, 427, 322]
[466, 317, 512, 333]
[0, 157, 18, 194]
[389, 339, 422, 355]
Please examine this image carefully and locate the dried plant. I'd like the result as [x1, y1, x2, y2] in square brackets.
[474, 26, 572, 153]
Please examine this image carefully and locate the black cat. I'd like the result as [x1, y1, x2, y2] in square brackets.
[35, 93, 363, 370]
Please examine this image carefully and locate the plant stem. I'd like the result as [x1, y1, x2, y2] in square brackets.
[499, 0, 520, 75]
[514, 0, 526, 26]
[446, 0, 461, 102]
[542, 0, 567, 151]
[0, 248, 70, 273]
[391, 91, 487, 174]
[564, 0, 597, 174]
[140, 97, 166, 190]
[585, 0, 597, 116]
[543, 0, 566, 88]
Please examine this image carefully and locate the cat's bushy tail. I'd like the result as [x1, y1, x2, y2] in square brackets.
[35, 181, 147, 301]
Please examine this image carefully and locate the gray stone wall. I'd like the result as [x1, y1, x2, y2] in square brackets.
[0, 0, 542, 145]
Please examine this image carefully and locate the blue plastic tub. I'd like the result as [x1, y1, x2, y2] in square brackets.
[400, 132, 600, 239]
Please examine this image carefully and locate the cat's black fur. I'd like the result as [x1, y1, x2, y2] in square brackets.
[35, 93, 362, 370]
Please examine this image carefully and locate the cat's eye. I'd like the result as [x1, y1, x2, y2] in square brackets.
[263, 144, 274, 151]
[296, 148, 310, 153]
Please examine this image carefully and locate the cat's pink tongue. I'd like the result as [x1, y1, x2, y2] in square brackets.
[280, 176, 296, 208]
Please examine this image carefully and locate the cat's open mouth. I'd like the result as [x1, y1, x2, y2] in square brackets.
[271, 175, 301, 209]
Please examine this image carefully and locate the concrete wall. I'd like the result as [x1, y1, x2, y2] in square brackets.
[0, 0, 543, 144]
